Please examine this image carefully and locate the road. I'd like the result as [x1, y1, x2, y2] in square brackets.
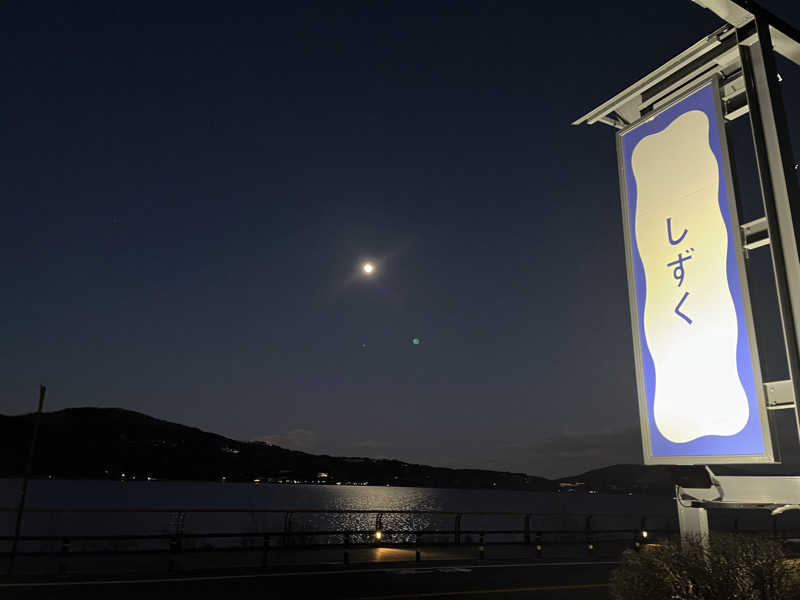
[2, 560, 614, 599]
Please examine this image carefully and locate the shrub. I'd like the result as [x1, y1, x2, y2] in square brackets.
[609, 533, 800, 600]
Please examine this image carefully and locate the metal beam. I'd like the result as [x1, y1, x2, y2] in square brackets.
[574, 25, 757, 128]
[741, 216, 769, 249]
[639, 29, 743, 107]
[693, 0, 800, 64]
[724, 90, 749, 120]
[739, 21, 800, 438]
[680, 475, 800, 507]
[574, 1, 800, 129]
[572, 25, 732, 127]
[764, 379, 795, 408]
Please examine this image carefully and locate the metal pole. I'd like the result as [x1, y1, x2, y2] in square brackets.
[676, 486, 710, 547]
[8, 385, 46, 576]
[738, 21, 800, 436]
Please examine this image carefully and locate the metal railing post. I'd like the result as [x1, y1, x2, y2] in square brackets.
[168, 537, 177, 572]
[524, 514, 531, 545]
[283, 512, 293, 547]
[261, 535, 270, 568]
[374, 513, 383, 544]
[58, 538, 70, 575]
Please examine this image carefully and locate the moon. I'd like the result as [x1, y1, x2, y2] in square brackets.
[362, 262, 375, 274]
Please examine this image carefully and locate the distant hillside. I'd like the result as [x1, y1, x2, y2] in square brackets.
[0, 408, 556, 492]
[557, 463, 715, 495]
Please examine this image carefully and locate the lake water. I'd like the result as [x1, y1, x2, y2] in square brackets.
[0, 479, 678, 550]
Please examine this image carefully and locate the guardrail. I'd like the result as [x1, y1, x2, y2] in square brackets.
[3, 507, 792, 575]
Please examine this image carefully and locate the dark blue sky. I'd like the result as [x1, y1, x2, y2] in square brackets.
[4, 0, 800, 477]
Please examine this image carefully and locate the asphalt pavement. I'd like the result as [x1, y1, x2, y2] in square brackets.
[1, 560, 615, 599]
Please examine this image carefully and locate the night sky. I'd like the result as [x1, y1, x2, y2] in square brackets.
[4, 1, 800, 478]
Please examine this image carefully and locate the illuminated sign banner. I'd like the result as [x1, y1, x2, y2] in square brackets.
[618, 78, 774, 464]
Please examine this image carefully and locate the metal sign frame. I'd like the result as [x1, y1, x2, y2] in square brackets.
[617, 76, 775, 465]
[616, 75, 775, 464]
[577, 0, 800, 458]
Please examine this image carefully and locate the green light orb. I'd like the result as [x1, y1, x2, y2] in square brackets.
[411, 337, 421, 345]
